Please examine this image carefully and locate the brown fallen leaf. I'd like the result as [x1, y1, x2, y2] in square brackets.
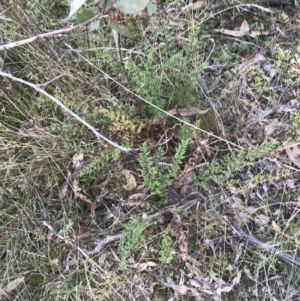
[167, 107, 210, 117]
[283, 141, 300, 169]
[122, 169, 137, 191]
[0, 277, 24, 297]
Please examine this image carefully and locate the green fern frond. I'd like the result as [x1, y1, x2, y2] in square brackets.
[169, 138, 190, 180]
[139, 139, 190, 198]
[118, 217, 148, 270]
[79, 148, 121, 178]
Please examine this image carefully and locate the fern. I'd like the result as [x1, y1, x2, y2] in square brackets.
[139, 139, 190, 197]
[168, 139, 190, 181]
[119, 22, 207, 118]
[159, 229, 174, 264]
[196, 139, 277, 187]
[118, 217, 148, 270]
[139, 144, 168, 196]
[98, 107, 144, 137]
[79, 147, 121, 178]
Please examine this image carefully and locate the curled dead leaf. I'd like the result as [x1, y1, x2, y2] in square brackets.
[283, 141, 300, 169]
[215, 20, 249, 37]
[128, 192, 148, 201]
[71, 153, 83, 171]
[188, 279, 201, 288]
[240, 54, 276, 79]
[279, 98, 300, 112]
[167, 107, 210, 117]
[76, 191, 96, 218]
[163, 281, 190, 295]
[218, 270, 242, 294]
[272, 220, 282, 232]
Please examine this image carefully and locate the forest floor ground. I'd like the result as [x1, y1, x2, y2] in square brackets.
[1, 1, 300, 300]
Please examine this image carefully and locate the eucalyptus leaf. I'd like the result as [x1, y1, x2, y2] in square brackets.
[114, 0, 149, 15]
[76, 8, 94, 24]
[108, 19, 135, 40]
[147, 2, 157, 16]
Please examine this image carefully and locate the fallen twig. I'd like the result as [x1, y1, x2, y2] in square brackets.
[41, 221, 87, 253]
[232, 220, 300, 268]
[0, 0, 117, 51]
[0, 71, 132, 152]
[41, 197, 202, 255]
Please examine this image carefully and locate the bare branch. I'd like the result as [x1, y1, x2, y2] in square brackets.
[0, 0, 117, 51]
[232, 220, 300, 268]
[79, 198, 201, 255]
[0, 71, 132, 152]
[40, 198, 201, 256]
[42, 221, 87, 254]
